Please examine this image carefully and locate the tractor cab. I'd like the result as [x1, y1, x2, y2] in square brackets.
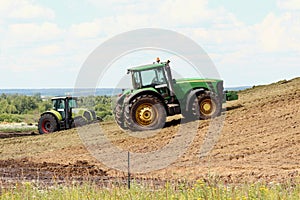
[51, 97, 78, 120]
[128, 60, 175, 101]
[130, 65, 167, 89]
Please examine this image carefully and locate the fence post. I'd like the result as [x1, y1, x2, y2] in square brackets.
[128, 151, 131, 189]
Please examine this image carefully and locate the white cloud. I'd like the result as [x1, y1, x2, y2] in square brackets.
[0, 46, 67, 73]
[0, 0, 55, 20]
[255, 12, 300, 52]
[187, 10, 300, 55]
[0, 0, 16, 12]
[69, 20, 101, 38]
[87, 0, 221, 28]
[0, 22, 65, 73]
[277, 0, 300, 10]
[9, 4, 55, 19]
[113, 14, 153, 30]
[256, 13, 284, 52]
[34, 44, 61, 56]
[8, 22, 63, 43]
[159, 0, 212, 25]
[87, 0, 129, 5]
[191, 25, 253, 46]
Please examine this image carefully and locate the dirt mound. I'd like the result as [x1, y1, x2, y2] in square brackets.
[0, 158, 108, 186]
[0, 77, 299, 184]
[0, 132, 36, 139]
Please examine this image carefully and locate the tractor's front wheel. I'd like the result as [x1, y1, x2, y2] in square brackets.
[38, 114, 58, 134]
[192, 91, 222, 120]
[125, 95, 166, 131]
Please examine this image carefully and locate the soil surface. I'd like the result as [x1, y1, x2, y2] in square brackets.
[0, 78, 299, 186]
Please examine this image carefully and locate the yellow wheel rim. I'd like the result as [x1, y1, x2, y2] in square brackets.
[200, 99, 216, 116]
[135, 103, 156, 126]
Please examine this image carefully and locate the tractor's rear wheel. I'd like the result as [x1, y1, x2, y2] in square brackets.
[38, 114, 58, 134]
[192, 91, 221, 120]
[125, 94, 166, 131]
[114, 103, 127, 129]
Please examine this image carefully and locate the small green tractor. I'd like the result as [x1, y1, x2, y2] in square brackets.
[38, 96, 98, 134]
[114, 60, 238, 131]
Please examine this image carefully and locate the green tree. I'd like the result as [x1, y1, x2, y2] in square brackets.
[6, 104, 18, 114]
[0, 100, 8, 113]
[39, 101, 52, 113]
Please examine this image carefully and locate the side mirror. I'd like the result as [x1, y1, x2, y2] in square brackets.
[172, 79, 176, 83]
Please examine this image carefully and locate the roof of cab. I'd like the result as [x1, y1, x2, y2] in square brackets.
[127, 62, 167, 72]
[51, 96, 78, 100]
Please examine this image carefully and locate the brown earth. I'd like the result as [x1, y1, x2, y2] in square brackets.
[0, 78, 299, 186]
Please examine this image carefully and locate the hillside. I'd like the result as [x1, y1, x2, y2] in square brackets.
[0, 78, 299, 185]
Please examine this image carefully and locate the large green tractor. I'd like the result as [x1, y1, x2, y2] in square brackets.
[38, 96, 98, 134]
[114, 60, 238, 131]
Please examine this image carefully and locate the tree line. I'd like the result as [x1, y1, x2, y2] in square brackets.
[0, 93, 51, 115]
[0, 94, 114, 123]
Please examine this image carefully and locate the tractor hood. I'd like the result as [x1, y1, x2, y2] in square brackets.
[174, 78, 223, 93]
[173, 78, 224, 100]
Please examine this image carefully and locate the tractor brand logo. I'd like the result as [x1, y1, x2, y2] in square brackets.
[74, 28, 226, 173]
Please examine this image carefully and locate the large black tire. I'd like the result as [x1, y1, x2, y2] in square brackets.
[113, 103, 127, 129]
[38, 114, 58, 134]
[125, 94, 167, 131]
[192, 91, 222, 120]
[74, 116, 87, 127]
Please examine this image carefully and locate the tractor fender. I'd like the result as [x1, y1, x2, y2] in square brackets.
[41, 110, 62, 121]
[114, 93, 127, 111]
[124, 90, 167, 110]
[114, 88, 132, 109]
[185, 88, 205, 112]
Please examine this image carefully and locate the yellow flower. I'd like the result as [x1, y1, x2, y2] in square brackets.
[259, 186, 268, 193]
[23, 181, 31, 186]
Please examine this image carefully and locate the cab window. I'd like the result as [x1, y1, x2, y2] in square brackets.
[69, 99, 78, 108]
[140, 68, 167, 87]
[132, 72, 141, 89]
[52, 99, 65, 110]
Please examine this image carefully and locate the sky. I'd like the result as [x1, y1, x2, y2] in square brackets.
[0, 0, 300, 88]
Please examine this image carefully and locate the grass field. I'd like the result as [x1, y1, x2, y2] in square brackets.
[1, 180, 299, 200]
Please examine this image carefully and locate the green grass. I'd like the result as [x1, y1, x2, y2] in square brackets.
[0, 126, 37, 133]
[1, 180, 299, 200]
